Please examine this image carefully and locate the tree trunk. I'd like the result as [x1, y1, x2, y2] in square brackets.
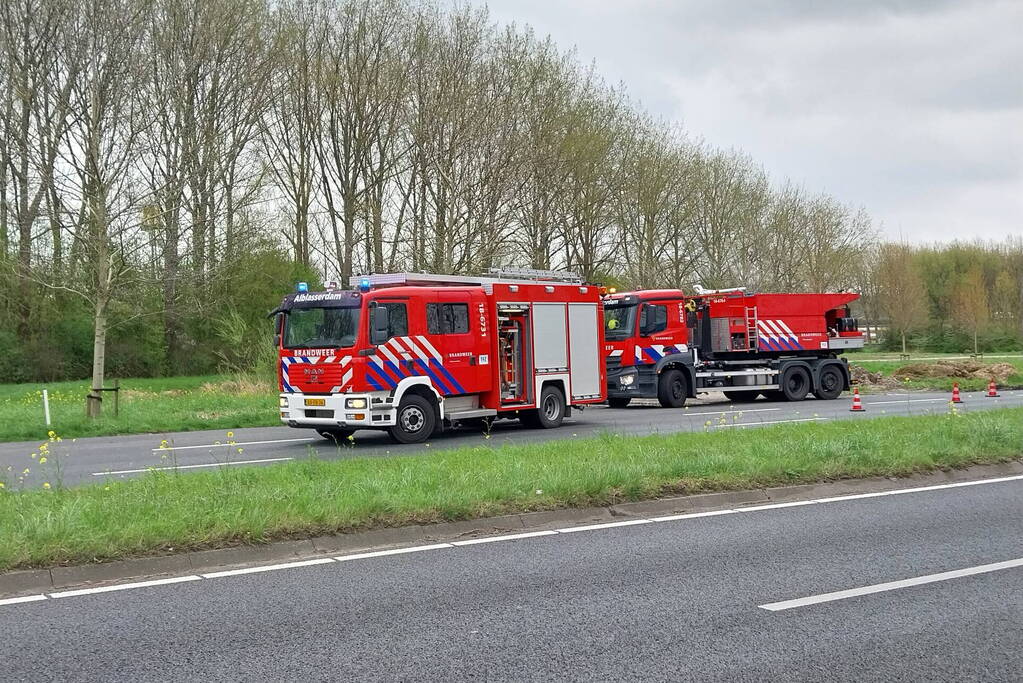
[901, 330, 906, 355]
[86, 297, 108, 418]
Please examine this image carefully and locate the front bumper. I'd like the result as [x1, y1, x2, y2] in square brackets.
[279, 392, 396, 429]
[605, 365, 643, 399]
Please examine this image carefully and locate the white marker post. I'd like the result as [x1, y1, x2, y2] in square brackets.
[42, 389, 51, 427]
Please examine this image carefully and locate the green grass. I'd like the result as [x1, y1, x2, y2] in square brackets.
[0, 375, 278, 443]
[1, 407, 1020, 572]
[852, 358, 1023, 392]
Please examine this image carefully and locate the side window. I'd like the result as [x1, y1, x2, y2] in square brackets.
[381, 302, 407, 338]
[427, 303, 469, 334]
[640, 304, 667, 335]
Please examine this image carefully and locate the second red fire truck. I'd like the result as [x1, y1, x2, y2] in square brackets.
[273, 269, 606, 443]
[602, 286, 864, 407]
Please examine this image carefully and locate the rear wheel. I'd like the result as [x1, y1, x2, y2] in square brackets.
[521, 385, 566, 429]
[607, 397, 632, 409]
[813, 365, 845, 400]
[388, 395, 436, 444]
[657, 369, 687, 408]
[780, 367, 811, 401]
[723, 391, 760, 403]
[317, 428, 355, 443]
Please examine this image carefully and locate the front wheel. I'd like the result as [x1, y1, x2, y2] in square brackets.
[657, 369, 687, 408]
[607, 396, 632, 409]
[388, 395, 437, 444]
[521, 385, 566, 429]
[813, 365, 845, 400]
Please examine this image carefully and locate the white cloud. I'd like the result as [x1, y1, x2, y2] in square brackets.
[474, 0, 1023, 243]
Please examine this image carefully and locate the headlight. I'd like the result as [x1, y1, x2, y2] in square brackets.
[620, 374, 635, 387]
[279, 397, 288, 407]
[346, 398, 367, 409]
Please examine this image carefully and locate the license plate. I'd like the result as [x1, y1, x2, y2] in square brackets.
[304, 398, 326, 407]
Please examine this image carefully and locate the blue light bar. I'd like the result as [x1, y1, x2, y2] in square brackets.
[358, 278, 371, 293]
[297, 282, 309, 293]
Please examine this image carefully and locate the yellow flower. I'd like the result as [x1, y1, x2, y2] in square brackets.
[47, 430, 56, 438]
[0, 482, 5, 489]
[22, 468, 30, 475]
[227, 431, 234, 438]
[42, 482, 51, 489]
[31, 453, 37, 459]
[39, 457, 47, 464]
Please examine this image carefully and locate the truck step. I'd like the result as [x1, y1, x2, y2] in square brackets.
[447, 409, 499, 420]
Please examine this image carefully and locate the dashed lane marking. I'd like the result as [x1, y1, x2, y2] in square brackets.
[93, 457, 295, 476]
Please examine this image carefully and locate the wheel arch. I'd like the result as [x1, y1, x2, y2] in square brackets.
[654, 354, 696, 398]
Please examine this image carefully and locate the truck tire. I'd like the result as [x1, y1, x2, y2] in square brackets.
[607, 397, 632, 409]
[657, 369, 687, 408]
[317, 428, 355, 443]
[779, 366, 811, 402]
[388, 394, 436, 444]
[723, 391, 760, 403]
[813, 365, 844, 400]
[521, 385, 566, 429]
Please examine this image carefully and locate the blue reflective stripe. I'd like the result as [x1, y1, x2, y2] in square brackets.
[430, 359, 466, 395]
[414, 359, 451, 395]
[365, 373, 383, 391]
[385, 360, 406, 379]
[643, 347, 662, 362]
[760, 336, 781, 351]
[366, 363, 397, 389]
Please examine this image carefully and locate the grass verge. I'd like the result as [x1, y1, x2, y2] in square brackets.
[0, 374, 277, 443]
[2, 407, 1021, 572]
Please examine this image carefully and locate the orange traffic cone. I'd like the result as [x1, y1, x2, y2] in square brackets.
[986, 379, 1000, 398]
[951, 382, 963, 404]
[849, 387, 865, 412]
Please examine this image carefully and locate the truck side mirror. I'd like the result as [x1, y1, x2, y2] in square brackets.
[371, 305, 389, 345]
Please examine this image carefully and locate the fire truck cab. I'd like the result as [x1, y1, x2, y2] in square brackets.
[603, 286, 864, 407]
[274, 269, 606, 443]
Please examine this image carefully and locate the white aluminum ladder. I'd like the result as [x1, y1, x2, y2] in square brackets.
[745, 306, 759, 350]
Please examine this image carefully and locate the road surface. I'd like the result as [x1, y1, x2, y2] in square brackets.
[2, 473, 1021, 680]
[2, 389, 1020, 488]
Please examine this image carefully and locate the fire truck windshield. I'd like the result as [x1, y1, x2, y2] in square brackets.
[603, 303, 636, 341]
[283, 307, 360, 349]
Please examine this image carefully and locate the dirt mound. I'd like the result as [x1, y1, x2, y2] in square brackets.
[849, 364, 901, 389]
[892, 360, 1016, 381]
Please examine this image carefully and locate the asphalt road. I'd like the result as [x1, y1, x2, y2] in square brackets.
[3, 388, 1021, 488]
[3, 474, 1021, 680]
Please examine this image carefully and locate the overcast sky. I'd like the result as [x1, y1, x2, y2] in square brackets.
[473, 0, 1022, 243]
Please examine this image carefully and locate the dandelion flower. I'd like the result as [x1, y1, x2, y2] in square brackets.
[38, 457, 47, 464]
[43, 482, 51, 489]
[227, 431, 234, 438]
[0, 482, 5, 489]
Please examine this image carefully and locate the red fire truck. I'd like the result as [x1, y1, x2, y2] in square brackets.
[273, 269, 606, 443]
[603, 286, 863, 407]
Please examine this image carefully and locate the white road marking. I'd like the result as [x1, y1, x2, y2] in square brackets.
[0, 594, 48, 606]
[4, 473, 1022, 610]
[685, 407, 782, 416]
[867, 398, 952, 406]
[760, 557, 1023, 611]
[152, 437, 316, 452]
[714, 417, 826, 428]
[201, 558, 335, 579]
[335, 543, 453, 561]
[49, 575, 202, 599]
[650, 509, 741, 522]
[557, 519, 654, 533]
[452, 530, 558, 546]
[93, 457, 295, 476]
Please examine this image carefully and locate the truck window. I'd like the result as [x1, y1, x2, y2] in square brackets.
[427, 303, 469, 334]
[284, 307, 360, 349]
[639, 304, 667, 336]
[380, 302, 408, 339]
[603, 303, 636, 341]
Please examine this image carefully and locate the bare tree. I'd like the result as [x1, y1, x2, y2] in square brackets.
[875, 243, 928, 353]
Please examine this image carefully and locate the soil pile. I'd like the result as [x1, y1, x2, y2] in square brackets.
[892, 360, 1016, 381]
